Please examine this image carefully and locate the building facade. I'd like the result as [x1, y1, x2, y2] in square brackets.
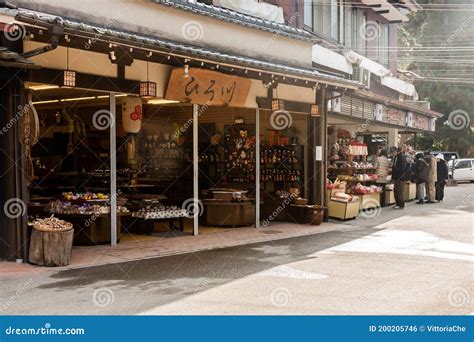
[0, 0, 440, 261]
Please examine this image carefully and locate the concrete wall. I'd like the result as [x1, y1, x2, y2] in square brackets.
[13, 0, 313, 67]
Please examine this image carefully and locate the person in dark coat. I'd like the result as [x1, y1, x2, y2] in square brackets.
[435, 153, 449, 202]
[392, 147, 407, 209]
[414, 153, 429, 204]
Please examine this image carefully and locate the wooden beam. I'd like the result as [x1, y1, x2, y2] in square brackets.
[28, 68, 140, 95]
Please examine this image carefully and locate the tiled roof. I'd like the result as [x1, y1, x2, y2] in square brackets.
[153, 0, 316, 42]
[6, 8, 360, 88]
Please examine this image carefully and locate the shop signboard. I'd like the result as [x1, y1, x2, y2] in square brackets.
[165, 68, 252, 107]
[406, 111, 414, 128]
[331, 92, 342, 113]
[373, 104, 384, 121]
[429, 117, 436, 132]
[385, 108, 406, 127]
[414, 114, 429, 130]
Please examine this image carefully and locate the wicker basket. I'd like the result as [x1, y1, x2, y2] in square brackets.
[293, 198, 308, 206]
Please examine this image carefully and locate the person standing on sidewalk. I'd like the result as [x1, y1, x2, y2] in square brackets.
[414, 153, 429, 204]
[435, 153, 449, 202]
[424, 152, 437, 203]
[392, 147, 407, 209]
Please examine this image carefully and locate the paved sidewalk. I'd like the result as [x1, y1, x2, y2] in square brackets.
[0, 221, 355, 279]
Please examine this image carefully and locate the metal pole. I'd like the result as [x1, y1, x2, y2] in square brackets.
[110, 93, 117, 246]
[255, 108, 260, 228]
[193, 104, 199, 236]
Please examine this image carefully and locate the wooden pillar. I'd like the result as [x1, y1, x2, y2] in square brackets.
[192, 104, 199, 236]
[314, 87, 326, 207]
[109, 93, 117, 246]
[255, 108, 260, 228]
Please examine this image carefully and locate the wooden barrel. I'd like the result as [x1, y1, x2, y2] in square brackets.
[28, 228, 74, 267]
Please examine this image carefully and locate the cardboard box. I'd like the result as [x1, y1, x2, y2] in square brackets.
[328, 198, 360, 220]
[384, 190, 395, 206]
[355, 193, 381, 210]
[404, 182, 417, 201]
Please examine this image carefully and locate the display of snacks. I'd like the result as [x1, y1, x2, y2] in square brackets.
[62, 192, 108, 201]
[32, 215, 73, 232]
[326, 179, 347, 189]
[348, 184, 383, 195]
[330, 192, 357, 203]
[348, 142, 368, 156]
[47, 200, 129, 215]
[336, 174, 377, 182]
[132, 205, 187, 220]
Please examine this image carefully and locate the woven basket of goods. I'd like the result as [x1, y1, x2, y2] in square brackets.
[29, 216, 74, 266]
[32, 216, 73, 232]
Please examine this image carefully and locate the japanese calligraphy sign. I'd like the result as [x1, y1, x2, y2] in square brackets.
[165, 68, 252, 107]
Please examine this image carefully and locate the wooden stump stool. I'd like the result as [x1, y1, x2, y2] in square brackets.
[28, 228, 74, 267]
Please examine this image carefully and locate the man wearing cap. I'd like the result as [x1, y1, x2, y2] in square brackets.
[435, 153, 449, 202]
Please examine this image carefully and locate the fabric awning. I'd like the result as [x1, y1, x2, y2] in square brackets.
[381, 75, 417, 98]
[312, 45, 353, 75]
[344, 50, 390, 77]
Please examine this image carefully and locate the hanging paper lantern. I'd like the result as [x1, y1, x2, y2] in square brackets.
[122, 96, 142, 133]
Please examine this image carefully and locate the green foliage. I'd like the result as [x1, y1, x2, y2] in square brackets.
[400, 0, 474, 157]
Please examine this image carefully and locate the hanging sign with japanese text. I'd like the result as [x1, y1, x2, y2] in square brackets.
[165, 68, 252, 107]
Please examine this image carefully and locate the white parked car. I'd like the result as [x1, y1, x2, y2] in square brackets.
[448, 158, 474, 182]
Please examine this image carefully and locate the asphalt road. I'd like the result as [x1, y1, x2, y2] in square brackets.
[1, 184, 473, 315]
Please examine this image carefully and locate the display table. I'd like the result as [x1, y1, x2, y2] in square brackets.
[131, 217, 184, 235]
[54, 213, 129, 245]
[202, 200, 255, 227]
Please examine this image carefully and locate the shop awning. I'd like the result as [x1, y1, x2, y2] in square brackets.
[344, 50, 418, 97]
[358, 0, 408, 22]
[9, 8, 361, 90]
[344, 50, 391, 77]
[312, 45, 353, 75]
[354, 89, 443, 118]
[380, 75, 417, 98]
